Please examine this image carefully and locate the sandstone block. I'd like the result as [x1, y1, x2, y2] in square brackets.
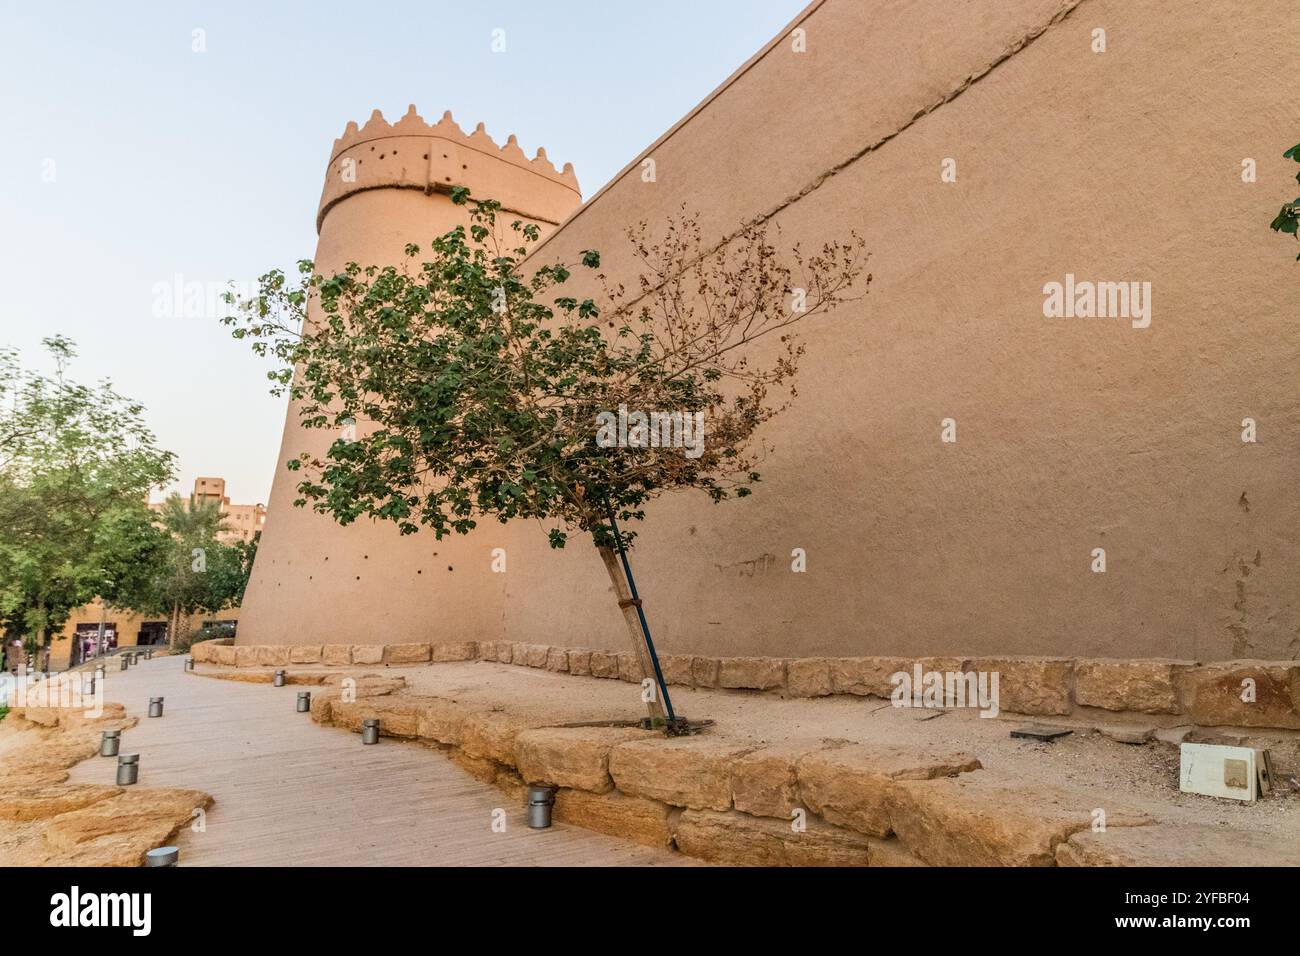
[1056, 822, 1300, 867]
[309, 694, 333, 723]
[415, 699, 483, 747]
[289, 644, 323, 664]
[673, 809, 872, 866]
[1074, 658, 1190, 714]
[658, 655, 694, 687]
[589, 651, 620, 679]
[617, 653, 643, 683]
[211, 644, 237, 666]
[331, 696, 437, 737]
[0, 784, 123, 822]
[888, 777, 1150, 866]
[40, 788, 213, 865]
[545, 647, 569, 672]
[797, 746, 982, 836]
[191, 642, 215, 663]
[786, 658, 833, 697]
[321, 644, 352, 666]
[690, 656, 720, 688]
[1177, 661, 1300, 729]
[730, 740, 838, 818]
[351, 645, 383, 665]
[384, 642, 431, 664]
[460, 711, 544, 765]
[553, 788, 674, 848]
[567, 649, 592, 676]
[233, 645, 259, 668]
[608, 737, 755, 810]
[430, 641, 478, 662]
[718, 657, 786, 690]
[971, 656, 1073, 716]
[827, 657, 909, 697]
[514, 727, 650, 792]
[253, 645, 291, 667]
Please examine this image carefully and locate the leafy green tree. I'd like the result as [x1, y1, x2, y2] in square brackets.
[1268, 142, 1300, 259]
[225, 192, 867, 723]
[138, 495, 248, 647]
[0, 337, 174, 664]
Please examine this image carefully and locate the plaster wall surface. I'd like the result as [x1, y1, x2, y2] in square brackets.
[240, 0, 1300, 662]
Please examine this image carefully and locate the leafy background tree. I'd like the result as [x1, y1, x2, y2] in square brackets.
[227, 192, 867, 723]
[0, 337, 174, 666]
[1268, 141, 1300, 258]
[137, 495, 250, 648]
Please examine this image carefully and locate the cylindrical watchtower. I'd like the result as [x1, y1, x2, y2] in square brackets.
[236, 106, 581, 647]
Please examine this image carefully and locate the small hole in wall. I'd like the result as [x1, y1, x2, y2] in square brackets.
[355, 576, 361, 581]
[447, 566, 454, 572]
[370, 146, 375, 151]
[379, 153, 385, 159]
[417, 569, 422, 574]
[423, 153, 428, 160]
[445, 176, 451, 182]
[442, 153, 447, 159]
[462, 164, 467, 170]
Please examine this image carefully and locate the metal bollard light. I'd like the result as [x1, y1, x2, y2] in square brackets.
[145, 846, 178, 867]
[527, 784, 558, 829]
[95, 665, 105, 682]
[273, 669, 286, 687]
[185, 657, 195, 671]
[116, 753, 139, 785]
[100, 730, 121, 757]
[120, 655, 129, 671]
[296, 691, 312, 713]
[147, 696, 164, 718]
[144, 648, 154, 660]
[362, 719, 380, 745]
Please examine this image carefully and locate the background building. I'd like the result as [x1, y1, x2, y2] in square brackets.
[47, 476, 262, 668]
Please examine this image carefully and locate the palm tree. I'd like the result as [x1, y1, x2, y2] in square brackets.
[152, 495, 230, 647]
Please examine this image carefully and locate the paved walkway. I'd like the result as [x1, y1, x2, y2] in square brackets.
[67, 656, 688, 866]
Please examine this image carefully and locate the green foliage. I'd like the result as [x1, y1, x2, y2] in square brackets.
[133, 496, 250, 631]
[173, 620, 235, 654]
[225, 193, 867, 550]
[1268, 141, 1300, 259]
[0, 338, 174, 648]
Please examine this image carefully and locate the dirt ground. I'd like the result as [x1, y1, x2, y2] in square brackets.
[365, 659, 1300, 838]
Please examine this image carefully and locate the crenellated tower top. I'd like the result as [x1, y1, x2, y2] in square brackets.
[317, 104, 581, 232]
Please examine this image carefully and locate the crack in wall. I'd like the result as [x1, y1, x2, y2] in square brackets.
[569, 0, 1088, 314]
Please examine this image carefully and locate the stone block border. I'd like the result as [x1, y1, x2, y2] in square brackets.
[291, 682, 1300, 867]
[189, 640, 1300, 731]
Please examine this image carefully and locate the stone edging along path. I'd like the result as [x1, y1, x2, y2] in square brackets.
[191, 640, 1300, 731]
[186, 665, 1300, 867]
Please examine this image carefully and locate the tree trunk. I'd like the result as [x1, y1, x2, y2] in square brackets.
[169, 601, 180, 650]
[597, 545, 667, 724]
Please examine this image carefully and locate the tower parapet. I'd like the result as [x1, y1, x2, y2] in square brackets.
[317, 104, 581, 232]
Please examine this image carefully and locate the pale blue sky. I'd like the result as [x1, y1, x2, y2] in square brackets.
[0, 0, 806, 504]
